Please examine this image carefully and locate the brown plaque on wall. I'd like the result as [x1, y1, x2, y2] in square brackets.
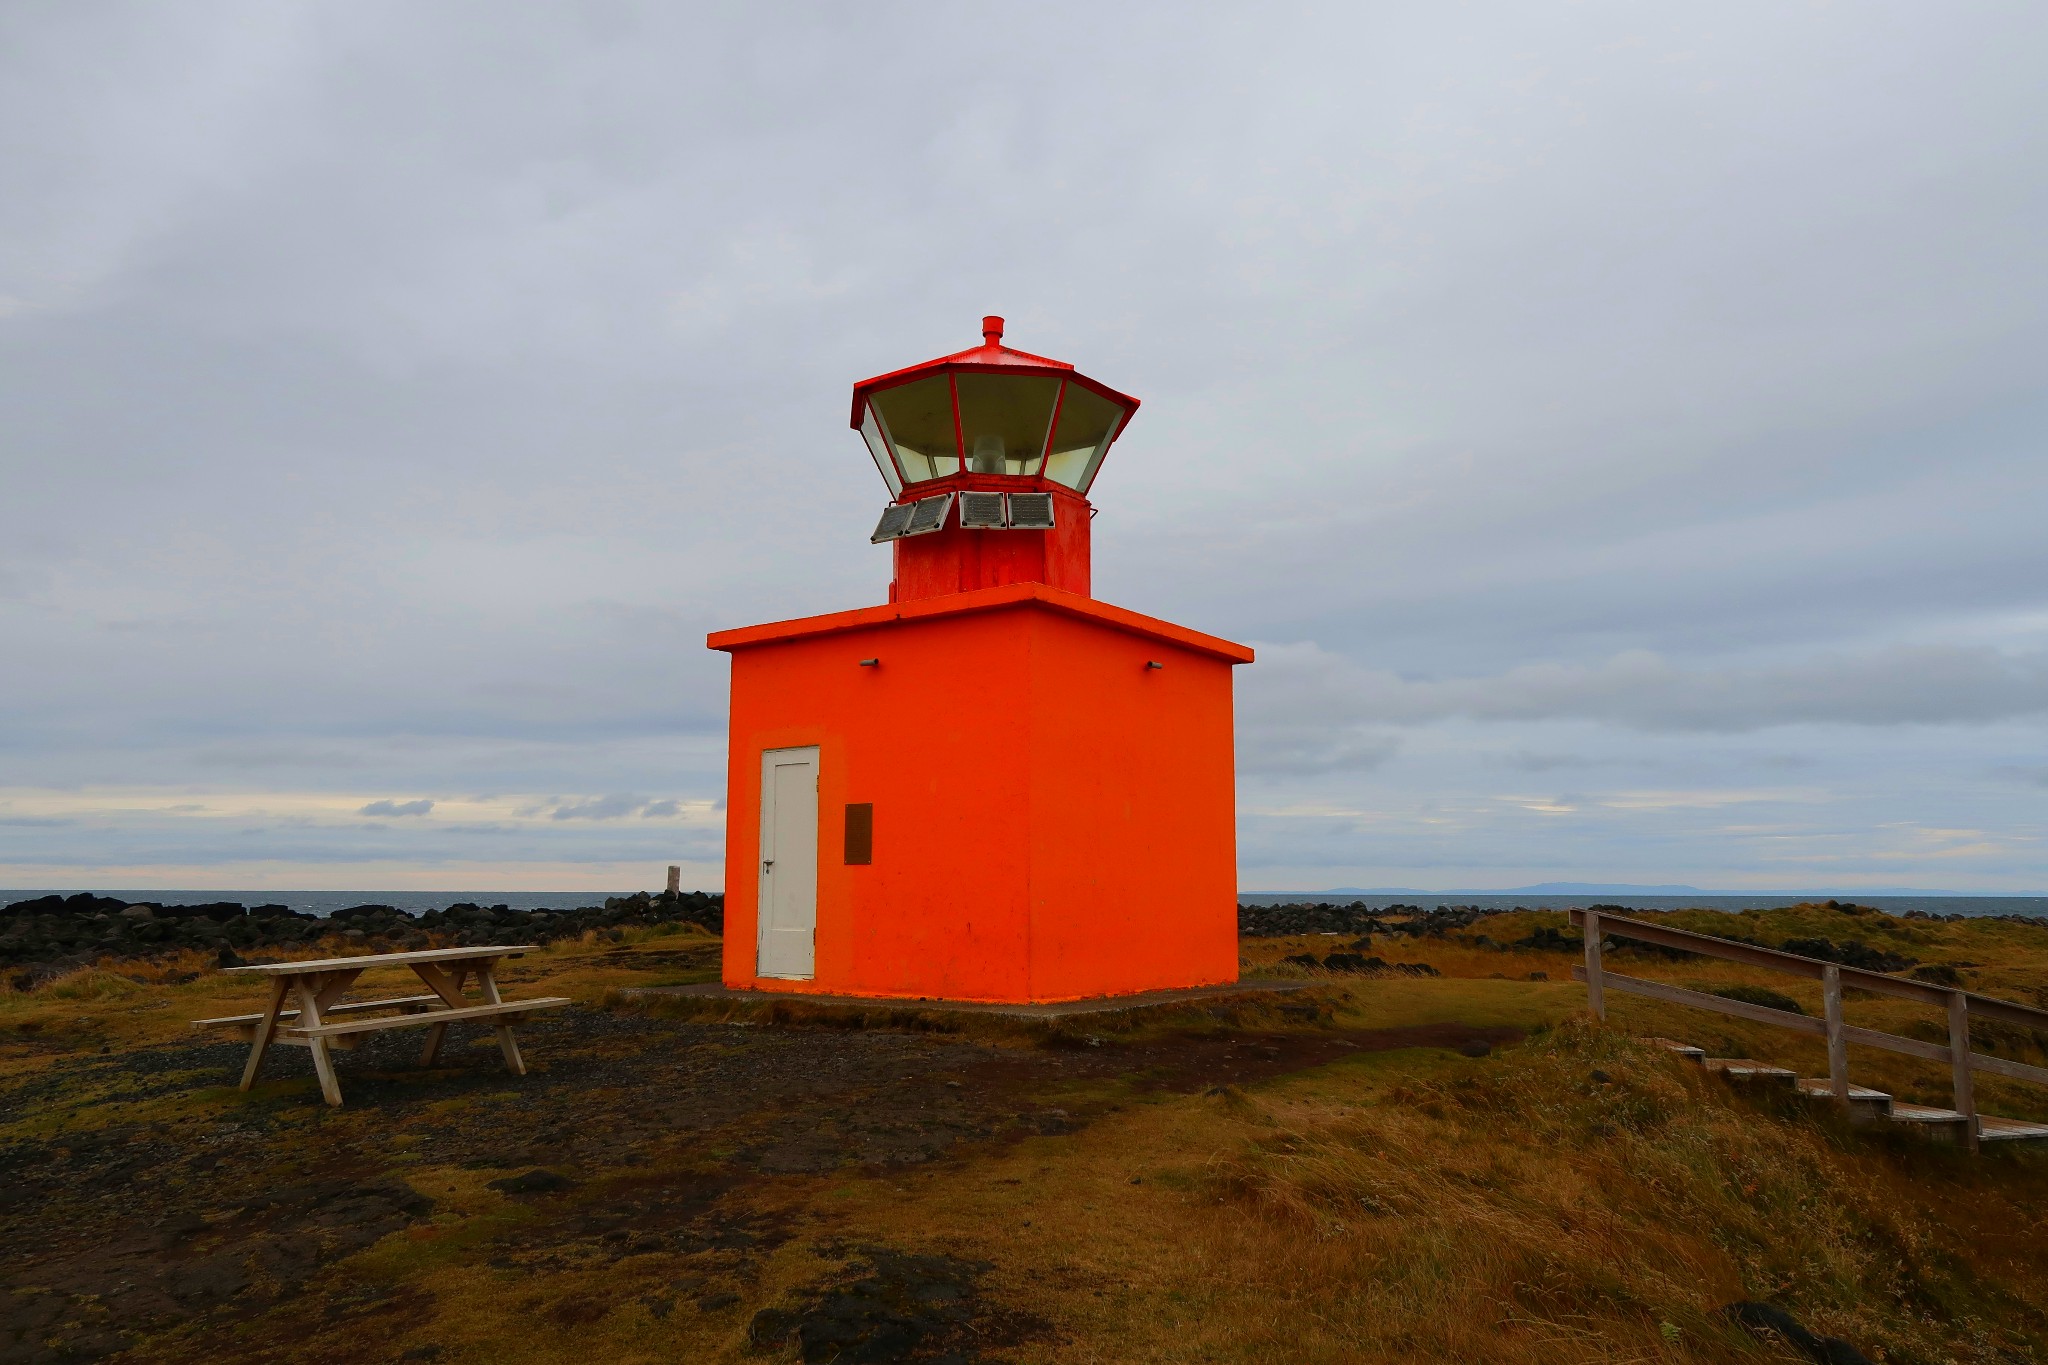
[844, 802, 873, 865]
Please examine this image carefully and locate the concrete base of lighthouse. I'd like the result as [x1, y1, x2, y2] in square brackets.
[707, 583, 1254, 1006]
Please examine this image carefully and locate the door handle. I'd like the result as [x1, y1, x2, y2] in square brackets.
[763, 859, 775, 872]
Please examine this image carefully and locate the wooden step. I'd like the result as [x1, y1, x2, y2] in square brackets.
[1640, 1037, 1705, 1063]
[1795, 1079, 1893, 1123]
[1703, 1058, 1797, 1088]
[1976, 1115, 2048, 1144]
[1887, 1103, 1974, 1145]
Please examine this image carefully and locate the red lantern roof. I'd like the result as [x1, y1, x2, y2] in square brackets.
[848, 316, 1138, 429]
[848, 317, 1141, 500]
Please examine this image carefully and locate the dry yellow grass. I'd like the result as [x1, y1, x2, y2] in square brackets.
[771, 1018, 2048, 1364]
[6, 904, 2048, 1363]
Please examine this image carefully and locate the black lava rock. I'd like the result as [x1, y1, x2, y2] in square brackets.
[1240, 901, 1487, 938]
[1778, 938, 1916, 973]
[1722, 1301, 1872, 1365]
[768, 1247, 994, 1364]
[487, 1169, 575, 1196]
[1282, 952, 1441, 978]
[749, 1307, 802, 1349]
[1, 887, 724, 971]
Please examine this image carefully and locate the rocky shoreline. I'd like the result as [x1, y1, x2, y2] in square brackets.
[13, 893, 1446, 980]
[0, 890, 723, 986]
[1236, 901, 1486, 937]
[7, 891, 2029, 986]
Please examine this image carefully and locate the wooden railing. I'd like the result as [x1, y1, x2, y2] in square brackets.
[1569, 907, 2048, 1152]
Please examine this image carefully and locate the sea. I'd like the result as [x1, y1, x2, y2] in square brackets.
[0, 890, 626, 917]
[4, 888, 2047, 920]
[1236, 892, 2048, 920]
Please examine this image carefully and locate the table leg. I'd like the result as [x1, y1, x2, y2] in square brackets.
[417, 966, 463, 1066]
[418, 1021, 450, 1068]
[312, 968, 363, 1014]
[475, 960, 526, 1076]
[294, 973, 346, 1107]
[239, 977, 291, 1091]
[412, 961, 467, 1009]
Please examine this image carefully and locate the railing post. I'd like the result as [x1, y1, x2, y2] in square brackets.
[1583, 909, 1606, 1021]
[1824, 964, 1848, 1100]
[1948, 990, 1979, 1152]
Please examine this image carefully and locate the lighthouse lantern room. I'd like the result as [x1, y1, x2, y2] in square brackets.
[855, 315, 1137, 602]
[709, 319, 1252, 1004]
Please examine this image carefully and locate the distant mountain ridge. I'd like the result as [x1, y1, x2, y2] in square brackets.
[1300, 883, 2014, 897]
[1478, 882, 1707, 896]
[1314, 883, 1702, 896]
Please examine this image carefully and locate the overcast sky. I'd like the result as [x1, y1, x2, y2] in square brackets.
[3, 2, 2045, 894]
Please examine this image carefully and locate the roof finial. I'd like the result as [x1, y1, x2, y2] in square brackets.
[982, 315, 1004, 346]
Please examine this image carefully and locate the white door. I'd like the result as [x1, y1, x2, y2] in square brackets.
[756, 746, 819, 979]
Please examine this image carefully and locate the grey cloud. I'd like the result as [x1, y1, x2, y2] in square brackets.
[1238, 726, 1400, 776]
[1492, 752, 1597, 773]
[548, 794, 652, 821]
[1248, 642, 2048, 735]
[1992, 765, 2048, 788]
[1453, 647, 2048, 731]
[3, 5, 2047, 889]
[198, 743, 365, 770]
[358, 798, 433, 817]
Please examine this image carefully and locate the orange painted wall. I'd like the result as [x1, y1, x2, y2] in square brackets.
[890, 483, 1092, 602]
[1021, 610, 1241, 1000]
[713, 589, 1249, 1004]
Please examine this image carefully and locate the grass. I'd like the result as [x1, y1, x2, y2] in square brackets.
[1708, 984, 1808, 1015]
[777, 1028, 2048, 1364]
[614, 979, 1343, 1052]
[1185, 1022, 2038, 1361]
[0, 924, 720, 1043]
[7, 903, 2048, 1362]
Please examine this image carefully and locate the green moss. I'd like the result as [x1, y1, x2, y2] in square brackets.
[343, 1202, 537, 1280]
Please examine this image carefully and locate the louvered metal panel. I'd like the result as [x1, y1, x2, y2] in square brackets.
[959, 490, 1008, 529]
[903, 492, 953, 536]
[1006, 492, 1055, 529]
[869, 501, 917, 543]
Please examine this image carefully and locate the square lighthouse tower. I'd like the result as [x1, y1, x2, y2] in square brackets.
[708, 318, 1253, 1004]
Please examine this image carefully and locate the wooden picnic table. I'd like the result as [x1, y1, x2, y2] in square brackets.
[193, 945, 568, 1106]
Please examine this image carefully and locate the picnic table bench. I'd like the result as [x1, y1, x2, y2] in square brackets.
[192, 945, 568, 1106]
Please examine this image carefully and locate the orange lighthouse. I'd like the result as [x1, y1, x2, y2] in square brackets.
[708, 319, 1253, 1004]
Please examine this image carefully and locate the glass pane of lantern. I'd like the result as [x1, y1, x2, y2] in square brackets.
[1042, 381, 1127, 493]
[955, 372, 1060, 477]
[870, 374, 959, 484]
[859, 405, 902, 496]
